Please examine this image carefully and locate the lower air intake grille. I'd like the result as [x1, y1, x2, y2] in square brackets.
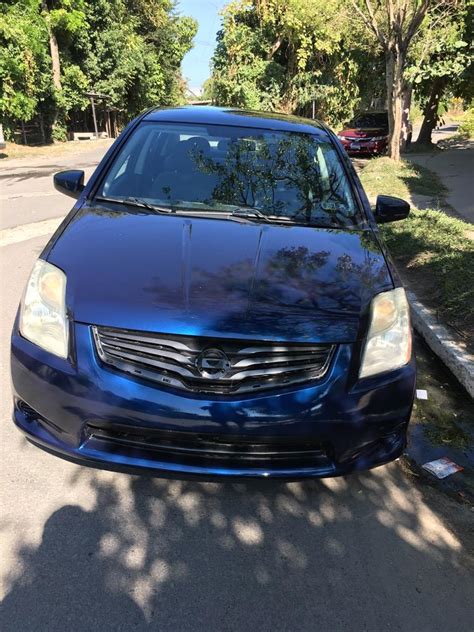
[85, 422, 332, 469]
[92, 326, 335, 395]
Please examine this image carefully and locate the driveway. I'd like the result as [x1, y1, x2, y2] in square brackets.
[1, 142, 474, 632]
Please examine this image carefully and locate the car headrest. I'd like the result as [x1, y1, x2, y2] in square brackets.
[183, 136, 211, 155]
[217, 139, 230, 152]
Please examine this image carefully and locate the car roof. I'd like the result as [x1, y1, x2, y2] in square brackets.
[144, 106, 330, 136]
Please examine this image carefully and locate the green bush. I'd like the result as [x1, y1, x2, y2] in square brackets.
[457, 107, 474, 139]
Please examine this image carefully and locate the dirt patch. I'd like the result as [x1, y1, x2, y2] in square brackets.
[0, 139, 114, 163]
[405, 336, 474, 504]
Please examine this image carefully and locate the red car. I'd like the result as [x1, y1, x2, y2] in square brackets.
[337, 111, 411, 156]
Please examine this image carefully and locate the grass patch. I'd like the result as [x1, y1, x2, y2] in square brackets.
[381, 209, 474, 333]
[359, 156, 447, 201]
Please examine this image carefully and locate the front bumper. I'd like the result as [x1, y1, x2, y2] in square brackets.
[11, 322, 415, 478]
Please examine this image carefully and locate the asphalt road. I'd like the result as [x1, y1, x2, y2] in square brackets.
[0, 140, 113, 230]
[1, 141, 473, 631]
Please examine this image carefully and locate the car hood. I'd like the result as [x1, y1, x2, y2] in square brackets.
[47, 204, 393, 343]
[340, 127, 388, 138]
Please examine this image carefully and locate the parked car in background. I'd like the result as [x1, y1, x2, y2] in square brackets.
[11, 106, 415, 478]
[0, 124, 6, 150]
[338, 111, 412, 156]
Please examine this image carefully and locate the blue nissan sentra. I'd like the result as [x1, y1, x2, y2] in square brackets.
[11, 107, 415, 478]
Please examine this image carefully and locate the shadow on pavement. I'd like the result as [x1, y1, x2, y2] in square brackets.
[1, 463, 473, 631]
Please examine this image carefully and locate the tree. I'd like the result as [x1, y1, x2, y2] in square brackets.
[349, 0, 439, 161]
[409, 1, 472, 145]
[39, 0, 87, 139]
[77, 0, 197, 116]
[0, 1, 52, 139]
[0, 0, 197, 142]
[211, 0, 361, 127]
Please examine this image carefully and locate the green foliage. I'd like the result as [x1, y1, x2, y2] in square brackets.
[211, 0, 361, 126]
[406, 8, 471, 97]
[457, 106, 474, 139]
[57, 64, 89, 112]
[71, 0, 197, 116]
[407, 1, 473, 135]
[0, 0, 197, 140]
[46, 0, 87, 40]
[0, 0, 52, 135]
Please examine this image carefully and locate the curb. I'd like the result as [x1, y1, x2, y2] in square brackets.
[407, 290, 474, 398]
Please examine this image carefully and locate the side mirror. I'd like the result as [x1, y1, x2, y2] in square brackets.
[375, 195, 410, 223]
[54, 170, 85, 199]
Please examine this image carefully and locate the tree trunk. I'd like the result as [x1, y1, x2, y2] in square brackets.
[417, 76, 448, 146]
[49, 31, 62, 90]
[401, 83, 412, 150]
[282, 45, 298, 113]
[42, 1, 61, 90]
[41, 1, 63, 139]
[385, 49, 404, 161]
[38, 113, 46, 144]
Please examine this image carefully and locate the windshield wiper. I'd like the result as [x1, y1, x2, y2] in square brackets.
[95, 196, 175, 215]
[229, 207, 274, 222]
[228, 206, 306, 224]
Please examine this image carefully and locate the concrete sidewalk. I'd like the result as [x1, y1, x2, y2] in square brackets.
[408, 141, 474, 223]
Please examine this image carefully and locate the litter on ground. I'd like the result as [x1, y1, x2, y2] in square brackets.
[422, 457, 464, 479]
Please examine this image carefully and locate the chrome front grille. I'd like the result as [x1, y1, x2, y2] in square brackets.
[92, 326, 335, 394]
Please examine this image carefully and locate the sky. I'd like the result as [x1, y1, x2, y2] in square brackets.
[178, 0, 228, 93]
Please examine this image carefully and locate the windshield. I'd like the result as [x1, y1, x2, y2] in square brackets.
[97, 121, 362, 228]
[351, 113, 388, 129]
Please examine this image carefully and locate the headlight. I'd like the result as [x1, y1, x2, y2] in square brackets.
[371, 136, 387, 141]
[338, 135, 347, 140]
[359, 288, 411, 379]
[20, 260, 68, 358]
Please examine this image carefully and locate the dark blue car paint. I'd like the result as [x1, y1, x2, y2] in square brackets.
[45, 207, 393, 343]
[11, 107, 415, 478]
[11, 320, 415, 477]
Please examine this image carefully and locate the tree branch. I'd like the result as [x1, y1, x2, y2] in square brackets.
[267, 37, 282, 61]
[388, 0, 395, 33]
[404, 0, 432, 48]
[365, 0, 388, 46]
[350, 0, 387, 48]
